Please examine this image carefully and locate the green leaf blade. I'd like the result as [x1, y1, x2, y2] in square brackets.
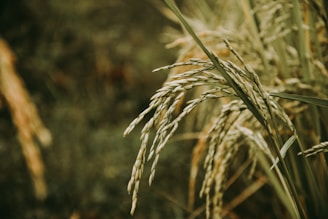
[270, 92, 328, 108]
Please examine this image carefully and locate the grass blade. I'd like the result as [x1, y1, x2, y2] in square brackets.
[256, 149, 300, 219]
[270, 93, 328, 108]
[270, 135, 296, 170]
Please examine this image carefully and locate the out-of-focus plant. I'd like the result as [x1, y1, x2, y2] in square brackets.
[0, 38, 52, 200]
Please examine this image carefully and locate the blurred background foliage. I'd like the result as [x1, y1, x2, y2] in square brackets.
[0, 0, 190, 218]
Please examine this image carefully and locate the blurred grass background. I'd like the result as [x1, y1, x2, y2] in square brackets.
[0, 0, 192, 218]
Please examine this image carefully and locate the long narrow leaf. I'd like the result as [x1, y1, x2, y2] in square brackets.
[270, 135, 296, 170]
[256, 149, 300, 219]
[270, 92, 328, 108]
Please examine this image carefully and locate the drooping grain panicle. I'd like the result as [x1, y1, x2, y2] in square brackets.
[200, 100, 249, 218]
[297, 141, 328, 157]
[125, 58, 239, 214]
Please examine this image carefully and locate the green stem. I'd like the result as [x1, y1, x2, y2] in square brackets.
[292, 0, 312, 81]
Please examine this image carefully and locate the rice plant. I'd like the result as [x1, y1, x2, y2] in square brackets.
[124, 0, 328, 218]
